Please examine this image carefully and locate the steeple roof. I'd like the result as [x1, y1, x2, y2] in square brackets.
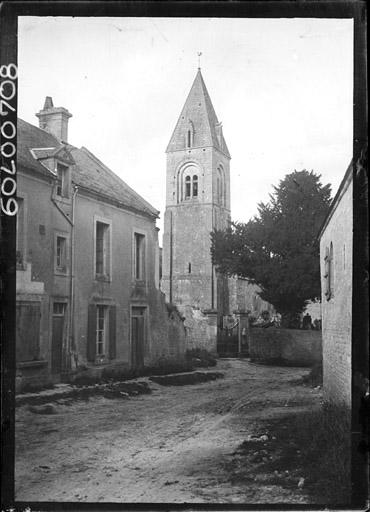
[166, 69, 230, 158]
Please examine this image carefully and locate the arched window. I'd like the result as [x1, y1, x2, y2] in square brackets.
[216, 166, 224, 205]
[185, 176, 191, 198]
[179, 163, 200, 202]
[192, 175, 198, 197]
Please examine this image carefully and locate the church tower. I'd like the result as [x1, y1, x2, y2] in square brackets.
[162, 69, 231, 325]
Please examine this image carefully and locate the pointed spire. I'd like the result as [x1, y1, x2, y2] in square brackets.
[166, 69, 230, 158]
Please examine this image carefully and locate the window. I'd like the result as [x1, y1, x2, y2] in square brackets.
[184, 174, 198, 200]
[324, 242, 334, 300]
[134, 233, 145, 280]
[53, 302, 66, 315]
[96, 305, 108, 356]
[217, 167, 224, 205]
[16, 198, 25, 267]
[56, 163, 69, 198]
[56, 236, 67, 271]
[185, 176, 191, 198]
[187, 130, 192, 148]
[192, 175, 198, 197]
[87, 304, 116, 362]
[95, 221, 110, 278]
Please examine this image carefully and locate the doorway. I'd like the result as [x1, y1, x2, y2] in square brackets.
[51, 302, 66, 374]
[131, 307, 146, 370]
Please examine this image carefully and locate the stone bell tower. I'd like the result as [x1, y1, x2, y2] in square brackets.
[161, 68, 231, 349]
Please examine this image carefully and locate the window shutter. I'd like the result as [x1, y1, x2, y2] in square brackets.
[87, 304, 96, 362]
[109, 305, 116, 359]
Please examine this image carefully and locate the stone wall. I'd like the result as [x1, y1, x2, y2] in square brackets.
[320, 170, 352, 408]
[228, 277, 274, 318]
[177, 306, 217, 354]
[249, 328, 322, 366]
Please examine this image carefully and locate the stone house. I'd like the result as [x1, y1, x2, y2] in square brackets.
[16, 97, 185, 391]
[318, 161, 353, 408]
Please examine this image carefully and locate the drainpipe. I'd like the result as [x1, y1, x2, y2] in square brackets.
[69, 185, 78, 370]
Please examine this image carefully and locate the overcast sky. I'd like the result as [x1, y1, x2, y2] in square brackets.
[18, 17, 353, 241]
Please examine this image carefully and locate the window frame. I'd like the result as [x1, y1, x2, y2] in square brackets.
[54, 230, 69, 275]
[96, 304, 108, 357]
[55, 162, 70, 198]
[133, 231, 146, 281]
[94, 216, 112, 281]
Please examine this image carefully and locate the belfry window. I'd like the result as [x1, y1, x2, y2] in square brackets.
[192, 175, 198, 197]
[185, 176, 191, 198]
[184, 174, 199, 200]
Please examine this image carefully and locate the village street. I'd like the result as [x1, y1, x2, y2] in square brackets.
[15, 359, 322, 504]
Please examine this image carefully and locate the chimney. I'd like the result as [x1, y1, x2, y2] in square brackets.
[36, 97, 72, 142]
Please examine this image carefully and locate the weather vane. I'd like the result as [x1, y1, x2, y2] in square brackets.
[197, 52, 202, 69]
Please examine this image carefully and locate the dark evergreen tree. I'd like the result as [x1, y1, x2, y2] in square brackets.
[211, 170, 332, 326]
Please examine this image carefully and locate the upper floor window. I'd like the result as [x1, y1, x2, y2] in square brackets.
[134, 232, 146, 280]
[95, 220, 111, 279]
[56, 163, 69, 198]
[324, 242, 334, 300]
[56, 235, 67, 272]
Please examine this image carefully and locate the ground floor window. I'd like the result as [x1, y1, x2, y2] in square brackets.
[87, 303, 116, 362]
[96, 305, 108, 356]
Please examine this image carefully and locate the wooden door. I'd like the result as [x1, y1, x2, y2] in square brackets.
[131, 307, 145, 369]
[51, 302, 66, 374]
[16, 302, 40, 362]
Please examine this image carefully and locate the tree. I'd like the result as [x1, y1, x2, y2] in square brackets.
[211, 170, 332, 327]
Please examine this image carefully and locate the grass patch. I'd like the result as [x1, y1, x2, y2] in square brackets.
[301, 362, 323, 387]
[235, 401, 351, 504]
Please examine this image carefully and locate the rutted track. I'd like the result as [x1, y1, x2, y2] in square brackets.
[15, 359, 321, 503]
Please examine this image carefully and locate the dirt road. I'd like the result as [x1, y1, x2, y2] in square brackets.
[15, 359, 322, 503]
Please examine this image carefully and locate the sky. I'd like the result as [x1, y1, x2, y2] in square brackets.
[18, 17, 353, 241]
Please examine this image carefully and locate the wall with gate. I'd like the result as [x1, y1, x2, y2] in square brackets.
[249, 328, 322, 366]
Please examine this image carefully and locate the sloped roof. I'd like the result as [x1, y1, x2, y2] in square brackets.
[17, 118, 159, 218]
[166, 69, 230, 158]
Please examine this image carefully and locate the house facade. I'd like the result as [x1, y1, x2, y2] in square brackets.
[319, 162, 353, 408]
[16, 98, 185, 391]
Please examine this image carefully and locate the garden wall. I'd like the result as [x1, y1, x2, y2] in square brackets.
[249, 328, 322, 366]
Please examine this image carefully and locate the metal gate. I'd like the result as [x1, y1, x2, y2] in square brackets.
[217, 318, 239, 357]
